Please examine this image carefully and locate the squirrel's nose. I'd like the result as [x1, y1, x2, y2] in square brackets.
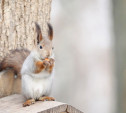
[46, 54, 50, 58]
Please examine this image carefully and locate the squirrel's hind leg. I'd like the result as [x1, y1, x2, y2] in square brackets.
[23, 98, 35, 107]
[38, 96, 55, 101]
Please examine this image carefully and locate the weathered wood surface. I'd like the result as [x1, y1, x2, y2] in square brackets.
[0, 94, 83, 113]
[0, 70, 21, 98]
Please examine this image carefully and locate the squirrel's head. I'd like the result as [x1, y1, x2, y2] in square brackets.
[34, 22, 54, 60]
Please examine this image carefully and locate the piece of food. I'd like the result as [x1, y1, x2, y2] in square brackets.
[45, 58, 50, 61]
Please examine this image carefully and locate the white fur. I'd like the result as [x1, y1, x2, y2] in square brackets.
[21, 50, 54, 100]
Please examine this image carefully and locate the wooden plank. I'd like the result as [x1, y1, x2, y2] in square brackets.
[0, 94, 67, 113]
[0, 94, 83, 113]
[67, 105, 83, 113]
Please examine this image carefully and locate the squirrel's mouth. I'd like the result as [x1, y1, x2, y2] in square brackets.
[41, 55, 51, 60]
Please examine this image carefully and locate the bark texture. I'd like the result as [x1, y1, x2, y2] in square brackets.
[0, 0, 52, 60]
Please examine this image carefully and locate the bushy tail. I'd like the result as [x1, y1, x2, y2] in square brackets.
[0, 49, 30, 76]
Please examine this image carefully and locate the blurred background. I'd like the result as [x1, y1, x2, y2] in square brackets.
[50, 0, 126, 113]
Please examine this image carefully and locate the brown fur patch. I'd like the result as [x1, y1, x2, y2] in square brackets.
[0, 49, 30, 78]
[38, 96, 55, 101]
[48, 23, 53, 41]
[23, 99, 35, 107]
[35, 22, 43, 44]
[49, 63, 54, 73]
[34, 61, 45, 73]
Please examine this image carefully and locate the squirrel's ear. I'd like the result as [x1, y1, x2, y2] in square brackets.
[35, 22, 43, 44]
[48, 23, 53, 41]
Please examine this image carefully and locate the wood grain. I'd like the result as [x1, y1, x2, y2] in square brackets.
[0, 94, 83, 113]
[0, 70, 21, 98]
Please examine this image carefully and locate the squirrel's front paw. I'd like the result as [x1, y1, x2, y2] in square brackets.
[43, 58, 55, 73]
[43, 60, 50, 68]
[49, 58, 55, 66]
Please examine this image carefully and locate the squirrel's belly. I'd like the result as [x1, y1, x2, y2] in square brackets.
[22, 74, 52, 99]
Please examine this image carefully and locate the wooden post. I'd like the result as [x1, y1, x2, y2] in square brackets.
[0, 94, 83, 113]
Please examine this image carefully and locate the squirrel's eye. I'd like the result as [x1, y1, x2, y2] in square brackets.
[52, 47, 54, 50]
[40, 46, 43, 49]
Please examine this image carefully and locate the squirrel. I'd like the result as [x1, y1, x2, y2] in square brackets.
[0, 22, 55, 103]
[21, 22, 55, 107]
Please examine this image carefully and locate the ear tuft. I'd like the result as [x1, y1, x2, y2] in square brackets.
[48, 23, 53, 41]
[35, 22, 43, 44]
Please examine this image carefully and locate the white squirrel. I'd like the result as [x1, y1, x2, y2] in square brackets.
[21, 22, 55, 107]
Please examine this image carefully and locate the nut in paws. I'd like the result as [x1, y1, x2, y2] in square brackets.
[43, 60, 50, 67]
[49, 58, 55, 65]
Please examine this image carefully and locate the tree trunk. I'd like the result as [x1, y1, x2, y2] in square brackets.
[0, 0, 52, 60]
[0, 0, 52, 97]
